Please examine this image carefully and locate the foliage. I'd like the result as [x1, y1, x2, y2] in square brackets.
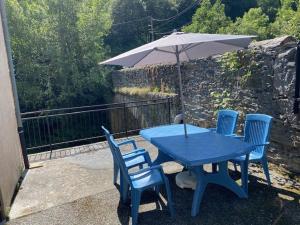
[222, 8, 271, 40]
[256, 0, 281, 21]
[219, 50, 260, 87]
[115, 86, 175, 96]
[6, 0, 300, 113]
[7, 0, 112, 111]
[183, 0, 232, 33]
[105, 0, 148, 55]
[210, 90, 233, 115]
[220, 0, 257, 19]
[271, 0, 300, 39]
[219, 52, 241, 73]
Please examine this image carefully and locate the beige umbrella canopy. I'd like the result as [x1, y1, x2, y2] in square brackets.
[100, 32, 254, 137]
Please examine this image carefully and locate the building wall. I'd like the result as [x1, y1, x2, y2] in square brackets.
[0, 10, 24, 217]
[112, 36, 300, 173]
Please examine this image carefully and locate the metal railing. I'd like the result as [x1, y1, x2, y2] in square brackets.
[21, 97, 175, 156]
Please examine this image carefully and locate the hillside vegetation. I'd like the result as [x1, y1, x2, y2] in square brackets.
[6, 0, 300, 111]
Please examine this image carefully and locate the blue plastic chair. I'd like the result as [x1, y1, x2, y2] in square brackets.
[102, 126, 151, 185]
[209, 109, 239, 136]
[109, 135, 175, 225]
[209, 110, 239, 172]
[231, 114, 273, 189]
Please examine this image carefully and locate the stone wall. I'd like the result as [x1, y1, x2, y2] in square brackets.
[112, 36, 300, 173]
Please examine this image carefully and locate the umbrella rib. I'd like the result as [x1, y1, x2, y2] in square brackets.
[179, 42, 204, 53]
[215, 40, 248, 48]
[132, 49, 155, 66]
[179, 43, 193, 53]
[155, 48, 175, 54]
[184, 50, 191, 61]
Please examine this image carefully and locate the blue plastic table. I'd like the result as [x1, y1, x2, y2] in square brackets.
[140, 124, 254, 217]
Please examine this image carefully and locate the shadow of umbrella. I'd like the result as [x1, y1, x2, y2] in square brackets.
[117, 189, 173, 225]
[117, 172, 300, 225]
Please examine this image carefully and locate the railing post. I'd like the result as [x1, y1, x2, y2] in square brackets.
[18, 127, 29, 169]
[123, 103, 128, 137]
[46, 113, 53, 159]
[168, 97, 171, 124]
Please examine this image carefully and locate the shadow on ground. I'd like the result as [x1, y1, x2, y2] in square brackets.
[116, 172, 300, 225]
[7, 170, 300, 225]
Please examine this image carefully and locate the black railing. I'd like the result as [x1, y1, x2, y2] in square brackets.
[21, 97, 175, 156]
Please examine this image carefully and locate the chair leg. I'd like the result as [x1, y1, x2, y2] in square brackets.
[240, 161, 248, 195]
[261, 158, 271, 186]
[131, 190, 141, 225]
[121, 176, 129, 204]
[164, 177, 175, 217]
[113, 161, 119, 185]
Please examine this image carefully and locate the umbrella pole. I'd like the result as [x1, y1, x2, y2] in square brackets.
[176, 46, 187, 137]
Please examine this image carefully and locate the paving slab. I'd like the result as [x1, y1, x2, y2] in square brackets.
[7, 171, 300, 225]
[7, 136, 300, 225]
[9, 137, 182, 219]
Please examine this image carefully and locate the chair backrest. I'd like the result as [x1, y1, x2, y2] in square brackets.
[109, 135, 131, 184]
[244, 114, 272, 157]
[101, 126, 116, 159]
[216, 110, 239, 135]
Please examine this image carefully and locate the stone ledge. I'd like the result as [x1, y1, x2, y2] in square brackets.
[250, 35, 298, 52]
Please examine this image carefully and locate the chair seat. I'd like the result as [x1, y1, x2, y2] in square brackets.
[231, 151, 263, 162]
[125, 155, 146, 168]
[130, 169, 163, 189]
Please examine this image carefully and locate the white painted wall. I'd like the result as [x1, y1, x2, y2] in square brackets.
[0, 9, 24, 217]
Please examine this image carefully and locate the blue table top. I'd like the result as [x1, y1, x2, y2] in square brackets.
[140, 124, 208, 141]
[140, 124, 254, 167]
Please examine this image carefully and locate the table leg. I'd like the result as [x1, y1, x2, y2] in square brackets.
[191, 166, 207, 217]
[152, 150, 174, 165]
[241, 154, 249, 195]
[191, 161, 248, 217]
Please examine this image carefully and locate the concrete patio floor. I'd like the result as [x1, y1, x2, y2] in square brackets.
[6, 136, 300, 225]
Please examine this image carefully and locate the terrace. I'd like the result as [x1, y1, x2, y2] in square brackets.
[7, 136, 300, 225]
[4, 99, 300, 225]
[1, 2, 300, 224]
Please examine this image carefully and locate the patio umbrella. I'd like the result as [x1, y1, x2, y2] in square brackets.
[100, 32, 254, 137]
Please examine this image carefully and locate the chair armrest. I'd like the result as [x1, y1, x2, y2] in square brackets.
[253, 142, 270, 147]
[123, 151, 152, 165]
[122, 148, 145, 157]
[231, 135, 245, 140]
[123, 151, 147, 160]
[129, 165, 162, 176]
[224, 134, 237, 137]
[208, 128, 217, 132]
[118, 139, 137, 149]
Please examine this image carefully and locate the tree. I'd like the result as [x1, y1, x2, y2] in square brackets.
[183, 0, 232, 33]
[76, 0, 113, 104]
[223, 8, 271, 40]
[171, 0, 198, 30]
[220, 0, 257, 20]
[105, 0, 148, 55]
[257, 0, 281, 21]
[271, 0, 300, 38]
[7, 0, 58, 110]
[7, 0, 113, 111]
